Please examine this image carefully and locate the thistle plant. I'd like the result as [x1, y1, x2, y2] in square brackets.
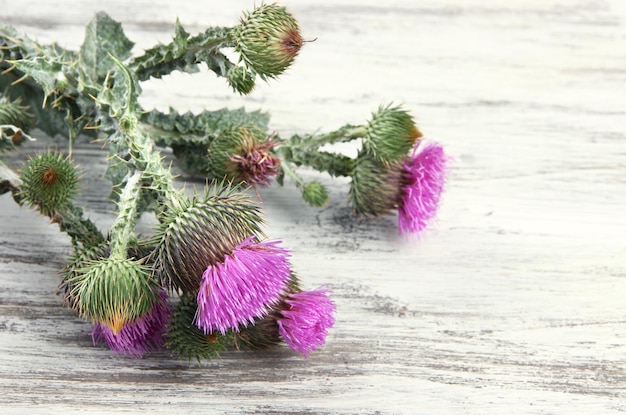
[0, 3, 448, 361]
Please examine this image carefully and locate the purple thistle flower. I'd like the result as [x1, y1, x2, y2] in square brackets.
[195, 237, 292, 335]
[91, 290, 170, 358]
[398, 140, 449, 235]
[277, 288, 336, 358]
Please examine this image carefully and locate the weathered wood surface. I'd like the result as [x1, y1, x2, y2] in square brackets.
[1, 1, 626, 413]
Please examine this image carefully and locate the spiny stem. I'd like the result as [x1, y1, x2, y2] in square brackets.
[108, 170, 142, 259]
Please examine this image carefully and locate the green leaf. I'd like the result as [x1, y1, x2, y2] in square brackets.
[80, 11, 134, 83]
[129, 25, 236, 81]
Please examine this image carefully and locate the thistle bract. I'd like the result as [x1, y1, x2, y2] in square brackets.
[398, 140, 449, 234]
[235, 3, 303, 79]
[70, 257, 156, 333]
[227, 66, 256, 95]
[364, 105, 422, 164]
[167, 297, 231, 362]
[91, 290, 170, 357]
[19, 152, 79, 216]
[277, 288, 336, 358]
[349, 152, 404, 216]
[302, 180, 329, 207]
[153, 187, 264, 294]
[195, 237, 292, 335]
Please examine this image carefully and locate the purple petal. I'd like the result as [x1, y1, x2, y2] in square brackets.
[91, 290, 170, 358]
[398, 140, 450, 235]
[277, 288, 336, 358]
[195, 237, 292, 334]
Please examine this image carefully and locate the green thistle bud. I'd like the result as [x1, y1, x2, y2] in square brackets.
[153, 186, 264, 294]
[349, 152, 404, 216]
[302, 180, 329, 207]
[70, 257, 156, 334]
[208, 126, 280, 186]
[226, 66, 256, 95]
[167, 296, 230, 362]
[19, 152, 79, 216]
[364, 105, 422, 163]
[235, 3, 303, 79]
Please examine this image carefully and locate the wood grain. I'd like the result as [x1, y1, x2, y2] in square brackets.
[1, 1, 625, 414]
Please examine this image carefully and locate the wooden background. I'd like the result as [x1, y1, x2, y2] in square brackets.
[1, 0, 625, 413]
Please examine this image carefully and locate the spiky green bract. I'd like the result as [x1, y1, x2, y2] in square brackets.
[58, 244, 110, 311]
[233, 315, 282, 351]
[19, 152, 79, 216]
[70, 257, 156, 334]
[349, 152, 404, 216]
[227, 66, 256, 95]
[58, 242, 153, 311]
[153, 183, 264, 294]
[364, 105, 422, 164]
[0, 96, 34, 135]
[302, 180, 329, 207]
[167, 296, 230, 363]
[231, 272, 301, 351]
[235, 3, 303, 80]
[208, 126, 280, 185]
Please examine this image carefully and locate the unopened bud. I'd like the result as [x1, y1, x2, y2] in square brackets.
[364, 105, 422, 163]
[235, 3, 303, 79]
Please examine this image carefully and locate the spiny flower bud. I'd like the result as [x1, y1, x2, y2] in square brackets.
[235, 3, 303, 79]
[364, 105, 422, 163]
[349, 152, 404, 216]
[208, 126, 280, 186]
[226, 65, 256, 95]
[166, 296, 231, 362]
[302, 180, 329, 207]
[70, 257, 156, 334]
[19, 152, 79, 216]
[153, 186, 264, 294]
[0, 96, 34, 133]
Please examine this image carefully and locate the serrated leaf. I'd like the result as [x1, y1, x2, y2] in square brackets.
[80, 12, 134, 83]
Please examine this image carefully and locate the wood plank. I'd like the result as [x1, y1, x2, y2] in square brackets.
[1, 1, 625, 413]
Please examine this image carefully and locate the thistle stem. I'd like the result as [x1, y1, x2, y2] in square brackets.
[108, 170, 142, 259]
[288, 125, 367, 152]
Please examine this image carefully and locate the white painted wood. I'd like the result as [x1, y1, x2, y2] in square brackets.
[1, 1, 625, 414]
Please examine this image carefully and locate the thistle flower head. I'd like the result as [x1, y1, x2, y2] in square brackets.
[277, 288, 336, 358]
[364, 104, 422, 163]
[91, 290, 170, 358]
[70, 257, 156, 333]
[235, 3, 303, 79]
[398, 140, 449, 235]
[195, 237, 292, 335]
[302, 180, 329, 207]
[153, 185, 264, 294]
[226, 65, 256, 95]
[19, 152, 79, 216]
[349, 152, 404, 216]
[209, 126, 280, 186]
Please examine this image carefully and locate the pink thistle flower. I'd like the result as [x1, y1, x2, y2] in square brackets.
[398, 140, 449, 235]
[277, 288, 336, 358]
[91, 290, 170, 358]
[195, 237, 291, 334]
[229, 137, 281, 186]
